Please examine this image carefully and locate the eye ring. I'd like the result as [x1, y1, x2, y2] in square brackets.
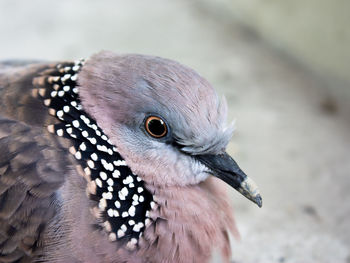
[145, 116, 168, 138]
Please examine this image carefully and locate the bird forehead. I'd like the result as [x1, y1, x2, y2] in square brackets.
[81, 51, 223, 125]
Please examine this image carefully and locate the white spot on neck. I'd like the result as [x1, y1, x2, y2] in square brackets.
[72, 120, 80, 128]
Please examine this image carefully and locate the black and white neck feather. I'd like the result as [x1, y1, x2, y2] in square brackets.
[33, 60, 155, 250]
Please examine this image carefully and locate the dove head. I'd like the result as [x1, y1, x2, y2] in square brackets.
[79, 51, 261, 205]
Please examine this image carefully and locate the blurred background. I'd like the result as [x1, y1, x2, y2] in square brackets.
[1, 1, 349, 262]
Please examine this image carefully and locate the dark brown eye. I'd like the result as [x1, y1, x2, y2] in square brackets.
[145, 116, 167, 138]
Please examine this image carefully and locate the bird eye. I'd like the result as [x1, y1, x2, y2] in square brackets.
[145, 116, 168, 138]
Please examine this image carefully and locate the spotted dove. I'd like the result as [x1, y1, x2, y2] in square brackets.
[0, 51, 261, 263]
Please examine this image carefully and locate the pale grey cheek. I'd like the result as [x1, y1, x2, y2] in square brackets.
[115, 126, 210, 186]
[188, 158, 211, 183]
[129, 146, 210, 186]
[173, 153, 211, 185]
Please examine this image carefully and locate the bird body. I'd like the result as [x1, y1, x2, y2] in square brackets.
[0, 52, 261, 263]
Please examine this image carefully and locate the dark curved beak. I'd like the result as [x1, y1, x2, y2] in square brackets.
[196, 152, 262, 207]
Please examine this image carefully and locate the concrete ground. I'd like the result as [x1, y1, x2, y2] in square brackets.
[1, 1, 349, 262]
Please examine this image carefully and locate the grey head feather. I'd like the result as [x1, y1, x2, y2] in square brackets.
[78, 51, 234, 187]
[79, 51, 233, 153]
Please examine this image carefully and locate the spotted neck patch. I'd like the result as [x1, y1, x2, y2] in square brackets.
[32, 60, 155, 250]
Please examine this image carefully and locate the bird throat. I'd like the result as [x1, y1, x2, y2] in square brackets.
[32, 60, 155, 250]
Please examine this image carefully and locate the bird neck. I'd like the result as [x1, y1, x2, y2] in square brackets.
[33, 61, 155, 250]
[140, 178, 236, 263]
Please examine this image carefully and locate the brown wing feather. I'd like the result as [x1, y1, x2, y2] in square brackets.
[0, 62, 71, 262]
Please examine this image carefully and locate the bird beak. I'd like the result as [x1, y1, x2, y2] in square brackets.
[196, 152, 262, 207]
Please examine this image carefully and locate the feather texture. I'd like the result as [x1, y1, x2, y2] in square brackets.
[0, 55, 238, 263]
[0, 62, 70, 262]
